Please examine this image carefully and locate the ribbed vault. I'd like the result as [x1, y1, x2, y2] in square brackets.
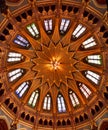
[0, 0, 108, 130]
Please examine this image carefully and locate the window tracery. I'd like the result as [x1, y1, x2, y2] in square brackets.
[26, 23, 39, 38]
[69, 91, 80, 107]
[7, 52, 23, 62]
[60, 19, 70, 34]
[14, 35, 29, 47]
[79, 83, 91, 98]
[82, 37, 96, 49]
[72, 24, 86, 38]
[43, 94, 51, 110]
[86, 55, 102, 65]
[44, 19, 52, 33]
[16, 81, 30, 98]
[85, 70, 100, 84]
[28, 90, 39, 107]
[8, 69, 24, 82]
[57, 94, 66, 112]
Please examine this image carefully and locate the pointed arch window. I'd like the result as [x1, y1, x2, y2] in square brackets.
[43, 94, 51, 110]
[16, 81, 30, 98]
[57, 94, 66, 112]
[69, 91, 80, 107]
[8, 69, 24, 82]
[27, 23, 39, 38]
[14, 35, 29, 47]
[85, 70, 100, 84]
[79, 83, 91, 98]
[60, 19, 70, 34]
[7, 52, 23, 62]
[82, 37, 96, 49]
[44, 19, 52, 33]
[28, 90, 39, 107]
[72, 24, 86, 38]
[86, 55, 102, 65]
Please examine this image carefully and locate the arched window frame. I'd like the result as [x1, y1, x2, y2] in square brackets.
[72, 24, 86, 39]
[57, 94, 66, 113]
[8, 68, 24, 82]
[60, 18, 70, 34]
[28, 90, 39, 107]
[69, 90, 80, 107]
[14, 35, 29, 47]
[7, 52, 23, 63]
[86, 54, 102, 65]
[43, 94, 51, 110]
[44, 19, 52, 34]
[15, 81, 30, 98]
[26, 23, 39, 38]
[82, 37, 97, 49]
[85, 70, 100, 84]
[79, 83, 91, 98]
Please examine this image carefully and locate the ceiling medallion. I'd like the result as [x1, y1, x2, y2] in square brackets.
[32, 42, 77, 87]
[50, 59, 60, 70]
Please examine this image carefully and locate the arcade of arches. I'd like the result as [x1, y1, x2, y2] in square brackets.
[0, 0, 108, 130]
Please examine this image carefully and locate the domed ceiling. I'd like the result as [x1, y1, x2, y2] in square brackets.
[0, 0, 108, 130]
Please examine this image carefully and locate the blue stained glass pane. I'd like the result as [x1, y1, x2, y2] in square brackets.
[14, 35, 29, 47]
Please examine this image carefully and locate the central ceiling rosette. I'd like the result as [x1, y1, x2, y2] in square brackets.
[32, 41, 77, 87]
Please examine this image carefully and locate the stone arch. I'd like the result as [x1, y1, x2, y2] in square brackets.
[98, 118, 108, 130]
[0, 116, 10, 130]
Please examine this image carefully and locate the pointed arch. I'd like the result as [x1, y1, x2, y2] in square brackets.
[26, 23, 39, 39]
[44, 19, 53, 34]
[85, 70, 101, 85]
[79, 83, 91, 98]
[81, 37, 97, 49]
[68, 89, 80, 107]
[86, 54, 102, 65]
[14, 35, 30, 48]
[7, 51, 24, 63]
[15, 81, 31, 98]
[57, 93, 66, 113]
[72, 24, 86, 39]
[43, 93, 51, 110]
[8, 68, 24, 82]
[28, 89, 40, 107]
[60, 18, 70, 34]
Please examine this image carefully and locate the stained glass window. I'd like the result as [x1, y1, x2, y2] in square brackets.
[60, 19, 70, 34]
[79, 83, 91, 98]
[44, 19, 52, 33]
[82, 37, 96, 49]
[16, 81, 29, 98]
[28, 90, 39, 107]
[85, 70, 100, 84]
[27, 23, 39, 38]
[8, 69, 24, 82]
[86, 55, 102, 65]
[7, 52, 23, 62]
[43, 94, 51, 110]
[14, 35, 29, 47]
[69, 91, 80, 107]
[57, 94, 66, 112]
[73, 24, 86, 38]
